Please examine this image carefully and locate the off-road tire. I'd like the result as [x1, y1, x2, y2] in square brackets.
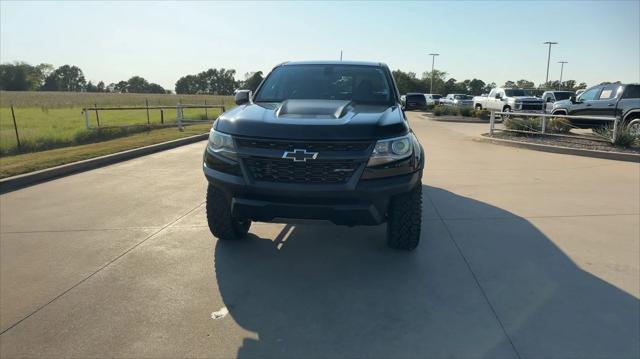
[387, 184, 422, 250]
[625, 117, 640, 138]
[206, 184, 251, 240]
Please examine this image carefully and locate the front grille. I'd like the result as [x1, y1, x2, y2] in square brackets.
[236, 138, 371, 152]
[521, 103, 543, 111]
[244, 157, 361, 184]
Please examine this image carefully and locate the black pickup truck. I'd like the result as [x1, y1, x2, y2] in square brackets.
[203, 61, 424, 250]
[551, 83, 640, 134]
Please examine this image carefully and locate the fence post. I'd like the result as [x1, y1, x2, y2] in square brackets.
[177, 104, 183, 131]
[612, 116, 619, 144]
[84, 107, 90, 129]
[145, 99, 150, 126]
[94, 102, 100, 127]
[489, 111, 495, 135]
[160, 109, 164, 124]
[10, 104, 21, 151]
[204, 99, 208, 120]
[541, 113, 546, 134]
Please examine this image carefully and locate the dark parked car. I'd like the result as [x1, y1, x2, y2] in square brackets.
[402, 93, 428, 110]
[203, 61, 425, 250]
[551, 83, 640, 132]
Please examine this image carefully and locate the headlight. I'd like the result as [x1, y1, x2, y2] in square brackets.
[367, 134, 413, 167]
[207, 129, 237, 160]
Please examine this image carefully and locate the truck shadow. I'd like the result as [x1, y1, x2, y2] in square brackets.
[214, 185, 639, 358]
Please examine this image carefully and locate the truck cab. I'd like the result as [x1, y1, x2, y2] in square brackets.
[484, 88, 544, 113]
[551, 83, 640, 129]
[542, 91, 575, 113]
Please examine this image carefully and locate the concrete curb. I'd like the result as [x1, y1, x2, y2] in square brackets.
[0, 133, 208, 194]
[477, 134, 640, 163]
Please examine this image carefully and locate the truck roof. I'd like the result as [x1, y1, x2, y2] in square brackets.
[280, 60, 385, 67]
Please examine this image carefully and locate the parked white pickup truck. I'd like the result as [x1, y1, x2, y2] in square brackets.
[473, 88, 544, 113]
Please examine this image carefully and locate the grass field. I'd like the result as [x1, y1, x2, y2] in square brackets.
[0, 124, 211, 178]
[0, 91, 235, 155]
[0, 91, 235, 177]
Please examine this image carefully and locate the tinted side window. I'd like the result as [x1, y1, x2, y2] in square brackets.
[580, 87, 601, 101]
[622, 85, 640, 99]
[598, 84, 620, 100]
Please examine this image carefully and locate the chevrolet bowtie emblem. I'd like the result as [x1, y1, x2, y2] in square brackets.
[282, 149, 319, 162]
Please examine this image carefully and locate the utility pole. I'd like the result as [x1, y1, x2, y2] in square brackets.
[543, 41, 558, 87]
[558, 61, 568, 88]
[340, 50, 343, 61]
[428, 53, 439, 93]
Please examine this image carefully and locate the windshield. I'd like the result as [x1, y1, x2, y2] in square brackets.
[254, 64, 394, 105]
[505, 89, 533, 97]
[554, 92, 574, 100]
[432, 95, 442, 99]
[454, 95, 473, 100]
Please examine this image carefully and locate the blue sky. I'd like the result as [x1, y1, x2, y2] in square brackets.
[1, 0, 638, 90]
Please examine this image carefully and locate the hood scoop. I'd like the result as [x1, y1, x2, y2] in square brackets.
[276, 99, 351, 119]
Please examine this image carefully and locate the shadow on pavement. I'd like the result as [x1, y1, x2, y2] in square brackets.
[214, 186, 639, 358]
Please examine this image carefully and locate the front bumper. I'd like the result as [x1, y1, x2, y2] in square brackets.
[203, 158, 422, 226]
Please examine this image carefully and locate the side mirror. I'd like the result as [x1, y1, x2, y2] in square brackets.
[569, 95, 577, 104]
[234, 90, 251, 105]
[495, 94, 501, 99]
[546, 98, 553, 103]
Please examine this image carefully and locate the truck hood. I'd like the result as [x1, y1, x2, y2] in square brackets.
[510, 96, 543, 102]
[214, 100, 409, 140]
[553, 99, 572, 108]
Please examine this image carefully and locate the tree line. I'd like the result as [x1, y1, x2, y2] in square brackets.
[393, 69, 588, 96]
[1, 61, 592, 97]
[0, 62, 168, 94]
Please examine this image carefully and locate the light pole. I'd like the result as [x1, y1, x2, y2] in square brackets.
[543, 41, 558, 87]
[558, 61, 568, 88]
[428, 53, 439, 93]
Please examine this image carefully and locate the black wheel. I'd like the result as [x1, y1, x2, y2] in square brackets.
[625, 117, 640, 138]
[206, 184, 251, 240]
[387, 184, 422, 250]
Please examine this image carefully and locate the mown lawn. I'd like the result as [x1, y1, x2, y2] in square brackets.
[0, 91, 234, 177]
[0, 91, 234, 155]
[0, 124, 211, 178]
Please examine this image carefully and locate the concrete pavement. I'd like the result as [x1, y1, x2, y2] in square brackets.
[0, 112, 638, 358]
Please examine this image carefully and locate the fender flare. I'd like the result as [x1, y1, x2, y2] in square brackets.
[622, 109, 640, 123]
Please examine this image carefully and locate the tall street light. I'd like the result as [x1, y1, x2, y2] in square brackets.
[543, 41, 558, 87]
[428, 53, 439, 93]
[558, 61, 568, 88]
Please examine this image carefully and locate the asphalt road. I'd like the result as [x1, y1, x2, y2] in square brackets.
[1, 112, 638, 358]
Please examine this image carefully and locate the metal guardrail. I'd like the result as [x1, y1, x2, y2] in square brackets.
[81, 104, 226, 129]
[489, 111, 620, 144]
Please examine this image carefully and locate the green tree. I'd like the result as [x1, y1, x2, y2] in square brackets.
[126, 76, 150, 93]
[97, 81, 105, 92]
[0, 62, 47, 90]
[516, 79, 535, 88]
[243, 71, 264, 92]
[114, 81, 128, 93]
[85, 81, 98, 92]
[466, 78, 486, 95]
[392, 70, 425, 94]
[175, 75, 199, 94]
[42, 65, 86, 91]
[503, 80, 516, 88]
[421, 69, 447, 94]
